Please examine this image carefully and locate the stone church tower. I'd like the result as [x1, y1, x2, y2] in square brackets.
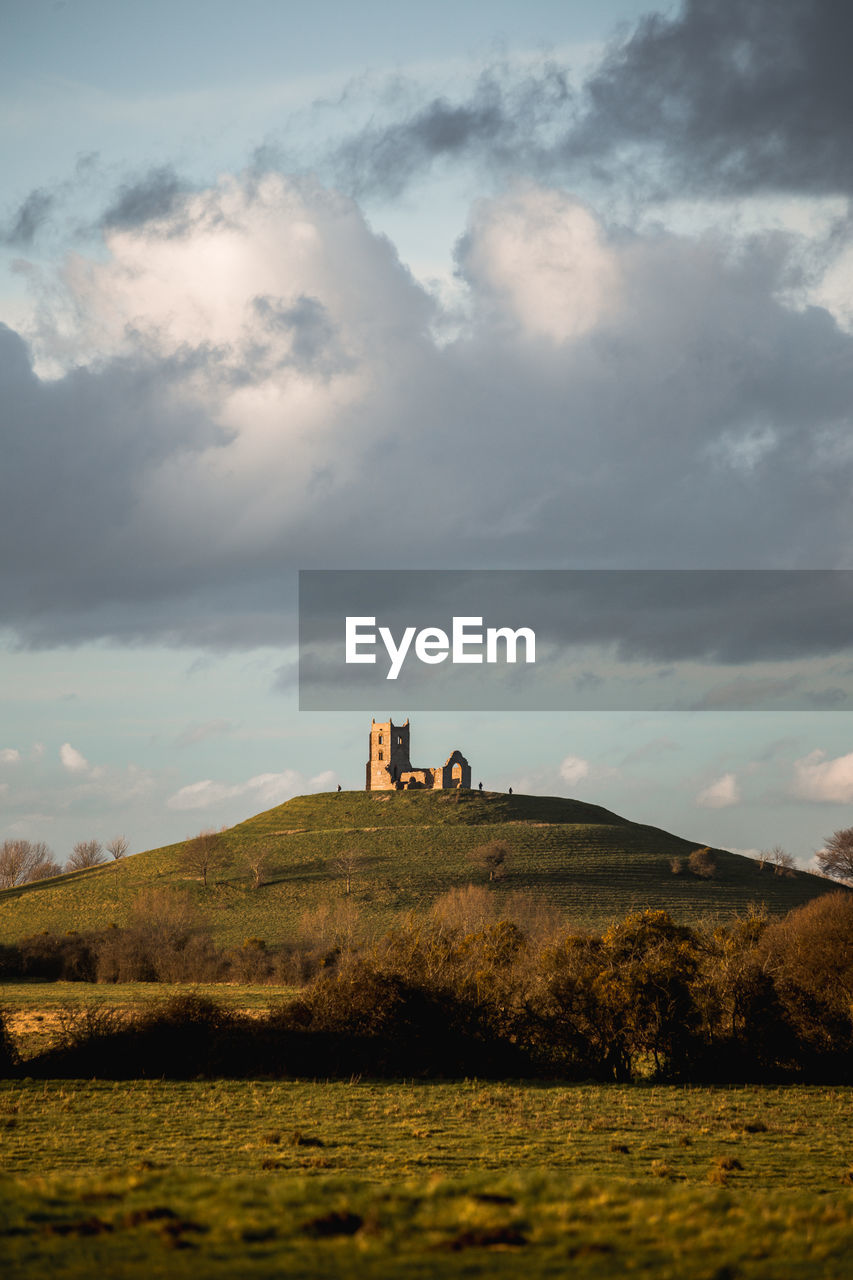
[366, 718, 412, 790]
[366, 718, 471, 791]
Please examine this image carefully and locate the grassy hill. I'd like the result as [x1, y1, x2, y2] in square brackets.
[0, 789, 839, 948]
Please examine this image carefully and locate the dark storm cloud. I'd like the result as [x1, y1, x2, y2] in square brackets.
[0, 324, 231, 632]
[331, 0, 853, 199]
[101, 166, 187, 230]
[301, 570, 853, 668]
[298, 570, 853, 711]
[1, 189, 55, 246]
[568, 0, 853, 196]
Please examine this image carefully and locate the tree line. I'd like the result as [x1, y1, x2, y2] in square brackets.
[0, 837, 129, 888]
[2, 889, 852, 1084]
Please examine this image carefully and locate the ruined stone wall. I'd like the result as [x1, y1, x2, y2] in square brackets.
[365, 719, 470, 791]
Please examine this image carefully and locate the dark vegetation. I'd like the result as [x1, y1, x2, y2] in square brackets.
[4, 891, 853, 1085]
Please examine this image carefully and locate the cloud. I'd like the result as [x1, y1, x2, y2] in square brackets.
[569, 0, 853, 197]
[1, 189, 55, 246]
[59, 742, 90, 774]
[167, 767, 336, 811]
[0, 748, 21, 764]
[3, 172, 853, 650]
[330, 64, 571, 198]
[101, 165, 189, 230]
[696, 772, 740, 808]
[329, 3, 853, 201]
[559, 755, 590, 786]
[792, 749, 853, 803]
[460, 185, 619, 342]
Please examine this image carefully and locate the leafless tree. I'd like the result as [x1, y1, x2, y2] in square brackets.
[0, 839, 61, 888]
[243, 842, 275, 890]
[769, 844, 797, 876]
[106, 835, 129, 862]
[298, 899, 361, 953]
[816, 827, 853, 884]
[432, 884, 498, 935]
[66, 839, 106, 872]
[180, 829, 227, 888]
[331, 848, 361, 894]
[469, 840, 510, 881]
[26, 847, 64, 881]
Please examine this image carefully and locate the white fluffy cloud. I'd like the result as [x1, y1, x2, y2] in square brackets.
[559, 754, 591, 786]
[792, 749, 853, 803]
[461, 184, 619, 342]
[5, 170, 853, 649]
[0, 748, 20, 764]
[59, 742, 91, 774]
[167, 767, 336, 811]
[696, 772, 740, 808]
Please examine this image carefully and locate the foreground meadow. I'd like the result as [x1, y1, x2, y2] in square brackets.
[1, 1079, 851, 1277]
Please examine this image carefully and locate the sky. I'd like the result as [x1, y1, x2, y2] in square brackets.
[2, 0, 853, 868]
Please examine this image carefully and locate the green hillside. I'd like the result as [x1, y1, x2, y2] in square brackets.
[0, 790, 838, 948]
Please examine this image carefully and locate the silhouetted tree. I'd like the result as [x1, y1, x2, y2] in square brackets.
[816, 828, 853, 884]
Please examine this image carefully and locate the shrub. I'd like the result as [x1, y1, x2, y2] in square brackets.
[688, 848, 717, 879]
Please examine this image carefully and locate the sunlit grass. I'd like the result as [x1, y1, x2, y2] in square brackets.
[0, 790, 833, 947]
[1, 1081, 851, 1278]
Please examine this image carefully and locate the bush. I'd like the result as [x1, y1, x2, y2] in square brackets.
[688, 848, 717, 879]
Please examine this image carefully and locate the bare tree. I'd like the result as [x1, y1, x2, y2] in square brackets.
[331, 848, 361, 895]
[469, 840, 511, 882]
[816, 827, 853, 884]
[0, 839, 60, 888]
[243, 842, 275, 890]
[432, 884, 498, 935]
[26, 844, 64, 882]
[0, 840, 29, 888]
[180, 829, 227, 888]
[769, 844, 797, 876]
[688, 847, 717, 879]
[66, 839, 106, 872]
[106, 835, 129, 862]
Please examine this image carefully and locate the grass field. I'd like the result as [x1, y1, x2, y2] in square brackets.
[0, 790, 837, 948]
[1, 1079, 851, 1277]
